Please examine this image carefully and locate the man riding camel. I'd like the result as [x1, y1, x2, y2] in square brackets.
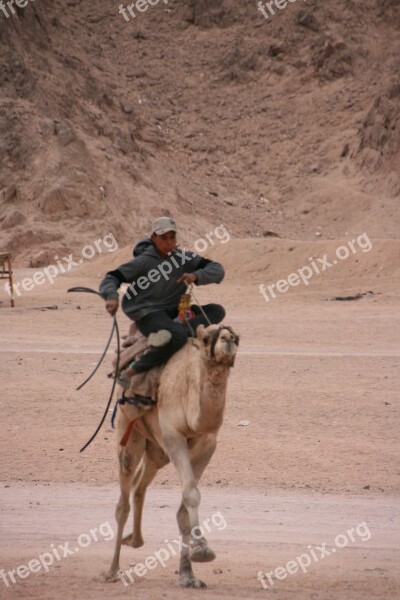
[99, 217, 225, 391]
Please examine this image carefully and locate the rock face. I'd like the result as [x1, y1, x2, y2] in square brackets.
[0, 0, 399, 266]
[356, 80, 400, 197]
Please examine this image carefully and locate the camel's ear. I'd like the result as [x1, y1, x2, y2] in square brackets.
[197, 324, 206, 341]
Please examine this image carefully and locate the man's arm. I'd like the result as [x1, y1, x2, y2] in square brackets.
[99, 258, 145, 314]
[190, 256, 225, 286]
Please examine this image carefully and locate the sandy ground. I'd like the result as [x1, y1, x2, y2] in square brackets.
[1, 485, 399, 600]
[1, 264, 399, 599]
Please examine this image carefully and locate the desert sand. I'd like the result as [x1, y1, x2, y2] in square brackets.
[1, 237, 399, 599]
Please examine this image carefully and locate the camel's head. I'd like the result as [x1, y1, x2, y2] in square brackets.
[196, 324, 239, 367]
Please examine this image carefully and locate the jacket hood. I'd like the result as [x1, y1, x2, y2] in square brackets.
[133, 238, 156, 257]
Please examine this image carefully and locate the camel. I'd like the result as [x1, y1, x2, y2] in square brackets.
[106, 322, 239, 588]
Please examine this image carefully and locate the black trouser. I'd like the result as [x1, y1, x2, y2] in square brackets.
[132, 303, 225, 373]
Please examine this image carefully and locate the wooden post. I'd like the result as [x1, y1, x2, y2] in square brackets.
[0, 253, 15, 307]
[8, 254, 14, 308]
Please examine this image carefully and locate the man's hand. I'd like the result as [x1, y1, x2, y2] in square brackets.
[177, 273, 198, 285]
[105, 299, 119, 315]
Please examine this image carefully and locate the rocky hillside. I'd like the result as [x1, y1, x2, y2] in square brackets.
[0, 0, 399, 266]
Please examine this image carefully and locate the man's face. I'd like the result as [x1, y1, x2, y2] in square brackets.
[151, 231, 177, 257]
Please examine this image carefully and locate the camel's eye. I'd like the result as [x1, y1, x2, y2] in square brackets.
[203, 335, 210, 344]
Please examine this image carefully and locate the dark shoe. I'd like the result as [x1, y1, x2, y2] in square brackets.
[117, 362, 138, 390]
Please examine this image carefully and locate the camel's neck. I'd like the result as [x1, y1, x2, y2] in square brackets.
[196, 359, 230, 432]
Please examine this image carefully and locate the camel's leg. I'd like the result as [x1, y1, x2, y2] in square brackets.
[162, 432, 214, 588]
[121, 463, 147, 548]
[122, 443, 169, 548]
[177, 434, 217, 569]
[105, 429, 146, 581]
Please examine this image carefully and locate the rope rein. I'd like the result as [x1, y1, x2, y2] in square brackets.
[67, 286, 120, 453]
[180, 283, 212, 342]
[189, 284, 212, 326]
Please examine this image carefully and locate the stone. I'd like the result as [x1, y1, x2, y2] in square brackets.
[53, 121, 76, 146]
[297, 10, 320, 32]
[0, 210, 26, 230]
[122, 103, 134, 114]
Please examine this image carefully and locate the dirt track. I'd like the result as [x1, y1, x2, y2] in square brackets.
[1, 266, 399, 599]
[1, 484, 399, 600]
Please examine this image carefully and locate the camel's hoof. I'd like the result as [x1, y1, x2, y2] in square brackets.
[122, 533, 144, 548]
[179, 575, 207, 589]
[103, 570, 120, 583]
[191, 546, 216, 563]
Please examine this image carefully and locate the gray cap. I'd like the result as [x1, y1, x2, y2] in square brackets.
[152, 216, 177, 235]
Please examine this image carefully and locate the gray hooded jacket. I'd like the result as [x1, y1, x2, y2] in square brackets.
[99, 238, 224, 321]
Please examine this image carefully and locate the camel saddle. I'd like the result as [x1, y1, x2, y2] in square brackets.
[111, 322, 164, 401]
